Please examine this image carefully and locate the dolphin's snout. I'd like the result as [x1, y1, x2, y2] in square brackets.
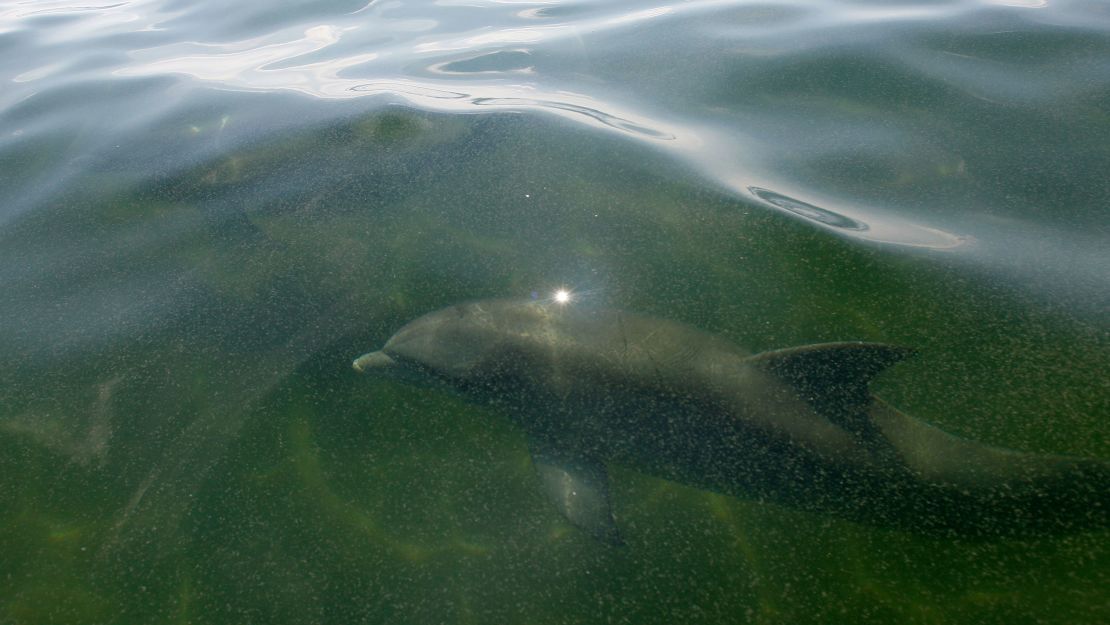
[352, 351, 395, 373]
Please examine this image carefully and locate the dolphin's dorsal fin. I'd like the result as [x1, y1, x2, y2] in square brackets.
[750, 342, 916, 437]
[528, 440, 623, 545]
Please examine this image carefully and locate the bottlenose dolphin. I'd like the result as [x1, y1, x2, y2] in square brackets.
[353, 297, 1108, 543]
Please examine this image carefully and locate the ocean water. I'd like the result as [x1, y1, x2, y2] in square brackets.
[1, 0, 1108, 623]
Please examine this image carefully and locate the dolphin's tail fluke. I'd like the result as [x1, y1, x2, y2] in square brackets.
[869, 400, 1109, 537]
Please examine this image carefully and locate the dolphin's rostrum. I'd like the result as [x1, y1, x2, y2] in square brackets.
[353, 297, 1109, 543]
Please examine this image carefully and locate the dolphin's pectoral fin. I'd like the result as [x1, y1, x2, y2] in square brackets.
[751, 342, 916, 437]
[529, 442, 623, 545]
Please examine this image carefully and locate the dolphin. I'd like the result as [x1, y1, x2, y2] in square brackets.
[353, 297, 1109, 543]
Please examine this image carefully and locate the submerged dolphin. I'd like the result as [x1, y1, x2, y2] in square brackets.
[353, 297, 1108, 542]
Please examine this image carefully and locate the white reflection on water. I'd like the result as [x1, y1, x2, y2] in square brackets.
[115, 22, 692, 142]
[106, 0, 976, 248]
[119, 25, 381, 86]
[0, 0, 166, 39]
[986, 0, 1048, 7]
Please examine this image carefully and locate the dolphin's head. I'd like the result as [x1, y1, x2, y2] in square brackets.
[353, 299, 548, 383]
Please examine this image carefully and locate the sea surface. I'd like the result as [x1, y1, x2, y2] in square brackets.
[1, 0, 1108, 623]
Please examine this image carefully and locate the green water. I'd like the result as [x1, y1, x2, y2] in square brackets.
[1, 0, 1108, 623]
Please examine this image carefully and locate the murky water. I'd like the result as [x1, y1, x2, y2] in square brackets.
[1, 1, 1107, 623]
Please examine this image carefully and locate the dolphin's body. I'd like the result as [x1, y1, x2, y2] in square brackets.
[353, 297, 1108, 542]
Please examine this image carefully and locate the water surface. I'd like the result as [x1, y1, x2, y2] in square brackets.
[1, 1, 1108, 623]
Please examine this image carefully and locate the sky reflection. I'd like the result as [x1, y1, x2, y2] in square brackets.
[106, 1, 979, 248]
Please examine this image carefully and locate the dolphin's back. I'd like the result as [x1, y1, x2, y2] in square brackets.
[539, 306, 750, 386]
[470, 301, 870, 467]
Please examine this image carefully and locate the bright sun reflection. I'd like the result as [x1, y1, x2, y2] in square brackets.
[554, 289, 571, 304]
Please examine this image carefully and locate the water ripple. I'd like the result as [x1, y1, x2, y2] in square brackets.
[473, 96, 676, 140]
[747, 186, 968, 249]
[749, 187, 868, 231]
[348, 81, 468, 99]
[7, 0, 1105, 255]
[430, 49, 534, 75]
